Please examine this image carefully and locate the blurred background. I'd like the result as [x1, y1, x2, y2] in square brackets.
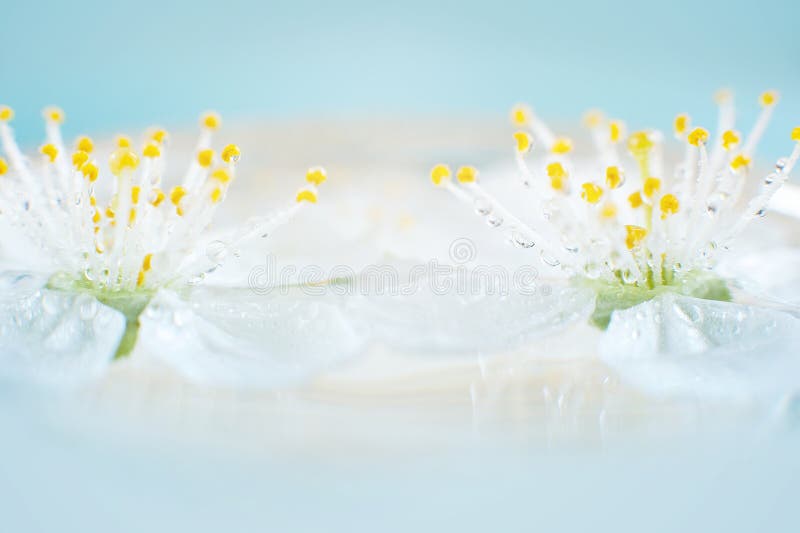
[2, 0, 799, 161]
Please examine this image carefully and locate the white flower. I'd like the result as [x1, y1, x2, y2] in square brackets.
[0, 105, 361, 386]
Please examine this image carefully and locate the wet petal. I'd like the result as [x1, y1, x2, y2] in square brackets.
[599, 294, 800, 402]
[0, 272, 126, 385]
[136, 287, 365, 388]
[348, 278, 595, 352]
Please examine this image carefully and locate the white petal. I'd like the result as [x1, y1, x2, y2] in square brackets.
[136, 287, 365, 388]
[599, 294, 800, 402]
[0, 272, 126, 385]
[348, 279, 595, 352]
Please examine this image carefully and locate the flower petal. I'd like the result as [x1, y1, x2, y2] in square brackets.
[0, 272, 126, 385]
[599, 294, 800, 402]
[136, 287, 365, 387]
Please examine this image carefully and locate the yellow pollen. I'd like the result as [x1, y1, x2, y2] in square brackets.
[628, 191, 643, 209]
[582, 109, 604, 129]
[109, 148, 139, 176]
[72, 151, 89, 170]
[511, 104, 531, 126]
[136, 271, 145, 287]
[456, 166, 478, 183]
[643, 177, 661, 198]
[95, 242, 104, 255]
[605, 166, 623, 189]
[170, 186, 187, 206]
[75, 136, 94, 153]
[92, 209, 101, 224]
[730, 154, 751, 171]
[546, 162, 567, 191]
[627, 131, 653, 155]
[550, 137, 573, 154]
[600, 202, 617, 219]
[625, 225, 648, 250]
[306, 167, 327, 186]
[201, 112, 221, 130]
[210, 187, 223, 204]
[89, 195, 96, 207]
[296, 188, 317, 203]
[674, 114, 690, 137]
[142, 142, 161, 158]
[221, 144, 241, 164]
[43, 106, 65, 124]
[115, 135, 132, 148]
[150, 129, 168, 144]
[211, 168, 231, 183]
[760, 90, 779, 107]
[105, 207, 116, 219]
[0, 106, 14, 122]
[659, 193, 680, 219]
[609, 121, 623, 143]
[128, 208, 137, 225]
[580, 182, 603, 204]
[722, 130, 740, 150]
[150, 188, 165, 207]
[196, 149, 214, 168]
[791, 127, 800, 143]
[142, 253, 153, 272]
[82, 162, 99, 182]
[688, 127, 709, 147]
[430, 164, 451, 186]
[131, 185, 141, 204]
[0, 157, 7, 175]
[40, 144, 58, 163]
[513, 131, 532, 153]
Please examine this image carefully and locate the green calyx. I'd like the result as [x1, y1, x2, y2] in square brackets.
[47, 273, 155, 359]
[575, 270, 732, 329]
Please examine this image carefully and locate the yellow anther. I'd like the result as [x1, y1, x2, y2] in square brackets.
[0, 157, 7, 175]
[688, 127, 709, 147]
[210, 187, 223, 204]
[730, 154, 751, 171]
[513, 131, 532, 153]
[605, 166, 624, 189]
[600, 202, 617, 219]
[142, 142, 161, 158]
[75, 136, 94, 153]
[673, 113, 690, 137]
[201, 111, 221, 130]
[714, 88, 733, 104]
[791, 127, 800, 143]
[142, 253, 153, 272]
[82, 162, 99, 182]
[43, 106, 65, 124]
[221, 144, 241, 164]
[0, 106, 14, 122]
[128, 208, 137, 225]
[196, 148, 214, 168]
[580, 182, 603, 204]
[430, 164, 451, 186]
[546, 162, 567, 191]
[40, 144, 58, 163]
[109, 148, 139, 176]
[115, 135, 132, 148]
[89, 195, 96, 207]
[511, 104, 531, 126]
[105, 207, 116, 219]
[296, 188, 318, 203]
[625, 225, 648, 250]
[550, 137, 573, 154]
[306, 166, 327, 186]
[628, 191, 643, 209]
[92, 209, 101, 224]
[150, 129, 168, 144]
[659, 193, 680, 219]
[456, 166, 478, 183]
[627, 131, 653, 156]
[169, 186, 187, 206]
[609, 121, 624, 143]
[72, 150, 89, 170]
[211, 168, 231, 183]
[95, 242, 104, 255]
[721, 130, 740, 151]
[643, 177, 661, 198]
[150, 188, 165, 207]
[760, 90, 779, 107]
[131, 185, 141, 204]
[136, 271, 145, 287]
[582, 109, 604, 129]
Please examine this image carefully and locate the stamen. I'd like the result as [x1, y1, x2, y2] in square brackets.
[40, 143, 58, 163]
[75, 136, 94, 153]
[580, 182, 603, 204]
[624, 225, 647, 250]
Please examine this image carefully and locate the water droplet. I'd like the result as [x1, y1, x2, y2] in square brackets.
[205, 240, 228, 265]
[473, 198, 491, 216]
[775, 158, 788, 172]
[539, 249, 560, 267]
[511, 231, 535, 248]
[756, 208, 766, 218]
[486, 214, 503, 227]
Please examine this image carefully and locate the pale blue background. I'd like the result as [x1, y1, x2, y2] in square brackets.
[1, 0, 799, 161]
